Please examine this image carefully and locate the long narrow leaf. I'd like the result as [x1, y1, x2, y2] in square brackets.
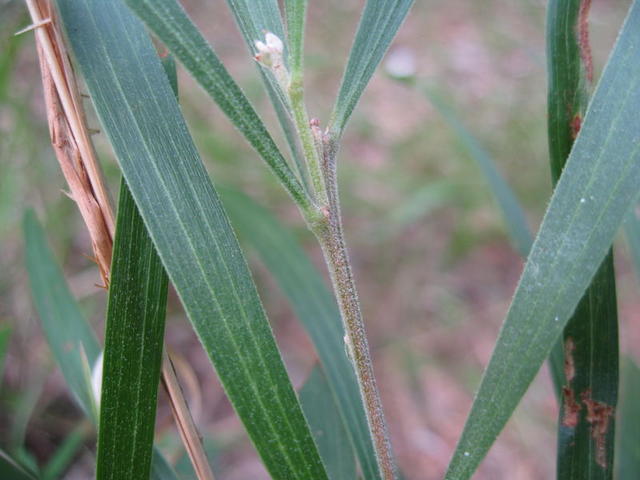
[96, 183, 169, 480]
[219, 186, 381, 479]
[124, 0, 310, 211]
[54, 1, 328, 478]
[23, 210, 101, 419]
[330, 0, 414, 137]
[623, 207, 640, 280]
[445, 2, 640, 477]
[300, 366, 357, 480]
[547, 1, 619, 478]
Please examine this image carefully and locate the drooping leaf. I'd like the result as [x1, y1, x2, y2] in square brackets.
[96, 183, 169, 480]
[300, 366, 357, 480]
[330, 0, 414, 137]
[219, 186, 380, 479]
[54, 1, 328, 477]
[124, 0, 310, 211]
[445, 2, 640, 477]
[23, 210, 100, 420]
[547, 1, 619, 478]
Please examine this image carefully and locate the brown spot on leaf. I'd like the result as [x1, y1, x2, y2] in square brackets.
[562, 386, 581, 427]
[564, 337, 576, 382]
[578, 0, 594, 83]
[581, 389, 614, 468]
[570, 114, 582, 140]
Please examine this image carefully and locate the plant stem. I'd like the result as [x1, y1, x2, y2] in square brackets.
[311, 138, 395, 480]
[289, 74, 328, 206]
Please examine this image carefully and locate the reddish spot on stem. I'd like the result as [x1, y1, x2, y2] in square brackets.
[578, 0, 594, 83]
[564, 337, 576, 382]
[562, 386, 581, 427]
[581, 389, 614, 469]
[570, 114, 582, 139]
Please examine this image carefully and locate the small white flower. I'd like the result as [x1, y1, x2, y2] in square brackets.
[254, 32, 284, 67]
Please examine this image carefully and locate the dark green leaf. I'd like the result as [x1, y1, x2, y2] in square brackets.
[300, 366, 356, 480]
[54, 1, 328, 477]
[445, 2, 640, 477]
[547, 1, 619, 478]
[219, 186, 380, 479]
[0, 326, 10, 388]
[96, 183, 169, 480]
[330, 0, 414, 136]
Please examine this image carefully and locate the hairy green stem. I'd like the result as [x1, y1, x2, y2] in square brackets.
[310, 138, 395, 480]
[289, 74, 328, 206]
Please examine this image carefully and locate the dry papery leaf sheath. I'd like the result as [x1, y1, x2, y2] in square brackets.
[24, 1, 214, 478]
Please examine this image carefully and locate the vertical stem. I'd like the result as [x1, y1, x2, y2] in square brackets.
[289, 75, 328, 206]
[312, 140, 395, 480]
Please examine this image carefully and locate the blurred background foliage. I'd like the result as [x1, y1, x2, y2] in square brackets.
[0, 0, 637, 478]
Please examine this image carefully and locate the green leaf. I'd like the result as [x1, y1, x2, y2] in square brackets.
[547, 1, 619, 478]
[124, 0, 310, 211]
[330, 0, 414, 137]
[445, 1, 640, 477]
[54, 1, 328, 478]
[615, 358, 640, 479]
[23, 210, 101, 419]
[23, 211, 177, 480]
[0, 449, 37, 480]
[285, 0, 307, 77]
[300, 366, 356, 480]
[96, 183, 169, 480]
[219, 186, 380, 480]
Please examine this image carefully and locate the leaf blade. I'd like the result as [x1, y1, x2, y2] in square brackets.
[330, 0, 414, 136]
[54, 1, 328, 477]
[547, 1, 619, 478]
[96, 182, 169, 480]
[445, 2, 640, 477]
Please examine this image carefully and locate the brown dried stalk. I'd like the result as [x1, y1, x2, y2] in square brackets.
[24, 1, 214, 478]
